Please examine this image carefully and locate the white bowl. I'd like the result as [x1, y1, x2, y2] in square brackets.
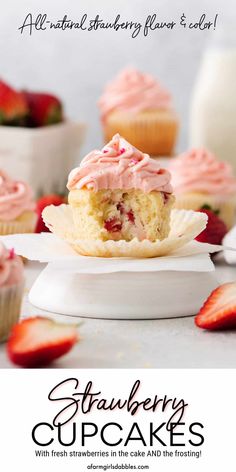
[0, 121, 86, 195]
[29, 263, 218, 319]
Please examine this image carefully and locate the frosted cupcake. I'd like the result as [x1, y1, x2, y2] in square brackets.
[98, 68, 178, 156]
[169, 148, 236, 229]
[0, 243, 24, 341]
[67, 134, 175, 242]
[0, 170, 37, 235]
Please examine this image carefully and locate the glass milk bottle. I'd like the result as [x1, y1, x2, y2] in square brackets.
[189, 27, 236, 173]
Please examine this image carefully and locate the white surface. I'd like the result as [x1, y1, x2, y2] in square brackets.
[0, 254, 236, 368]
[1, 370, 236, 471]
[28, 258, 217, 318]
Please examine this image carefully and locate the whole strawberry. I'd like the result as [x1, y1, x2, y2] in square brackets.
[23, 91, 63, 127]
[0, 79, 28, 125]
[195, 207, 227, 245]
[36, 194, 65, 233]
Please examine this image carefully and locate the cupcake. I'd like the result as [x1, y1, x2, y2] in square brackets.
[169, 148, 236, 229]
[0, 170, 37, 235]
[98, 67, 178, 156]
[0, 243, 24, 341]
[67, 134, 175, 242]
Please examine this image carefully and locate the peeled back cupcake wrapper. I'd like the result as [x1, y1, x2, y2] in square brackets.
[34, 204, 222, 259]
[0, 230, 220, 276]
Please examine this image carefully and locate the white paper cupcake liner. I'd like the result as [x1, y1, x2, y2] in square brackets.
[0, 281, 24, 342]
[42, 205, 208, 258]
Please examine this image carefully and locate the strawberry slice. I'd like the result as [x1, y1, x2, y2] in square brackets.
[35, 194, 65, 232]
[195, 282, 236, 330]
[23, 91, 63, 127]
[7, 317, 79, 367]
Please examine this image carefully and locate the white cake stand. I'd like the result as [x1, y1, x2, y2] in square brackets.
[0, 233, 219, 320]
[28, 259, 218, 319]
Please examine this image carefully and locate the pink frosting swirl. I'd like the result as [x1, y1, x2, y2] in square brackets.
[67, 134, 173, 194]
[0, 243, 24, 287]
[169, 148, 236, 195]
[98, 67, 172, 123]
[0, 171, 36, 221]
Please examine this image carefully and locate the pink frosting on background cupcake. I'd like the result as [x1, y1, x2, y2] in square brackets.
[169, 148, 236, 195]
[0, 171, 36, 221]
[67, 134, 173, 194]
[0, 243, 24, 287]
[98, 67, 172, 123]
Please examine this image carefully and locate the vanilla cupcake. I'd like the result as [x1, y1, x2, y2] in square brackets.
[98, 68, 178, 157]
[169, 148, 236, 229]
[67, 134, 175, 243]
[0, 170, 37, 235]
[0, 243, 24, 341]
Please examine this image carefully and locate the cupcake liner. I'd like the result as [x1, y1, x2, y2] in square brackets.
[0, 281, 24, 342]
[0, 213, 37, 236]
[42, 205, 207, 258]
[174, 193, 236, 229]
[104, 110, 178, 156]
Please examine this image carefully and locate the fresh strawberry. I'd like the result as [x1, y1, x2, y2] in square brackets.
[23, 91, 63, 127]
[0, 79, 28, 125]
[35, 194, 65, 232]
[127, 210, 135, 223]
[195, 207, 227, 245]
[7, 316, 79, 367]
[104, 217, 122, 233]
[195, 282, 236, 330]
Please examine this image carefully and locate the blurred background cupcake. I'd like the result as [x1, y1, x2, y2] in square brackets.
[0, 242, 24, 341]
[169, 148, 236, 229]
[0, 170, 37, 235]
[98, 67, 179, 157]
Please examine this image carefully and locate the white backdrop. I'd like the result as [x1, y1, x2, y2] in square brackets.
[0, 369, 235, 471]
[0, 0, 234, 156]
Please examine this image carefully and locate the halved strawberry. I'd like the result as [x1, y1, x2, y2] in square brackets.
[7, 316, 79, 367]
[0, 79, 28, 125]
[36, 194, 65, 232]
[195, 282, 236, 330]
[23, 91, 63, 127]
